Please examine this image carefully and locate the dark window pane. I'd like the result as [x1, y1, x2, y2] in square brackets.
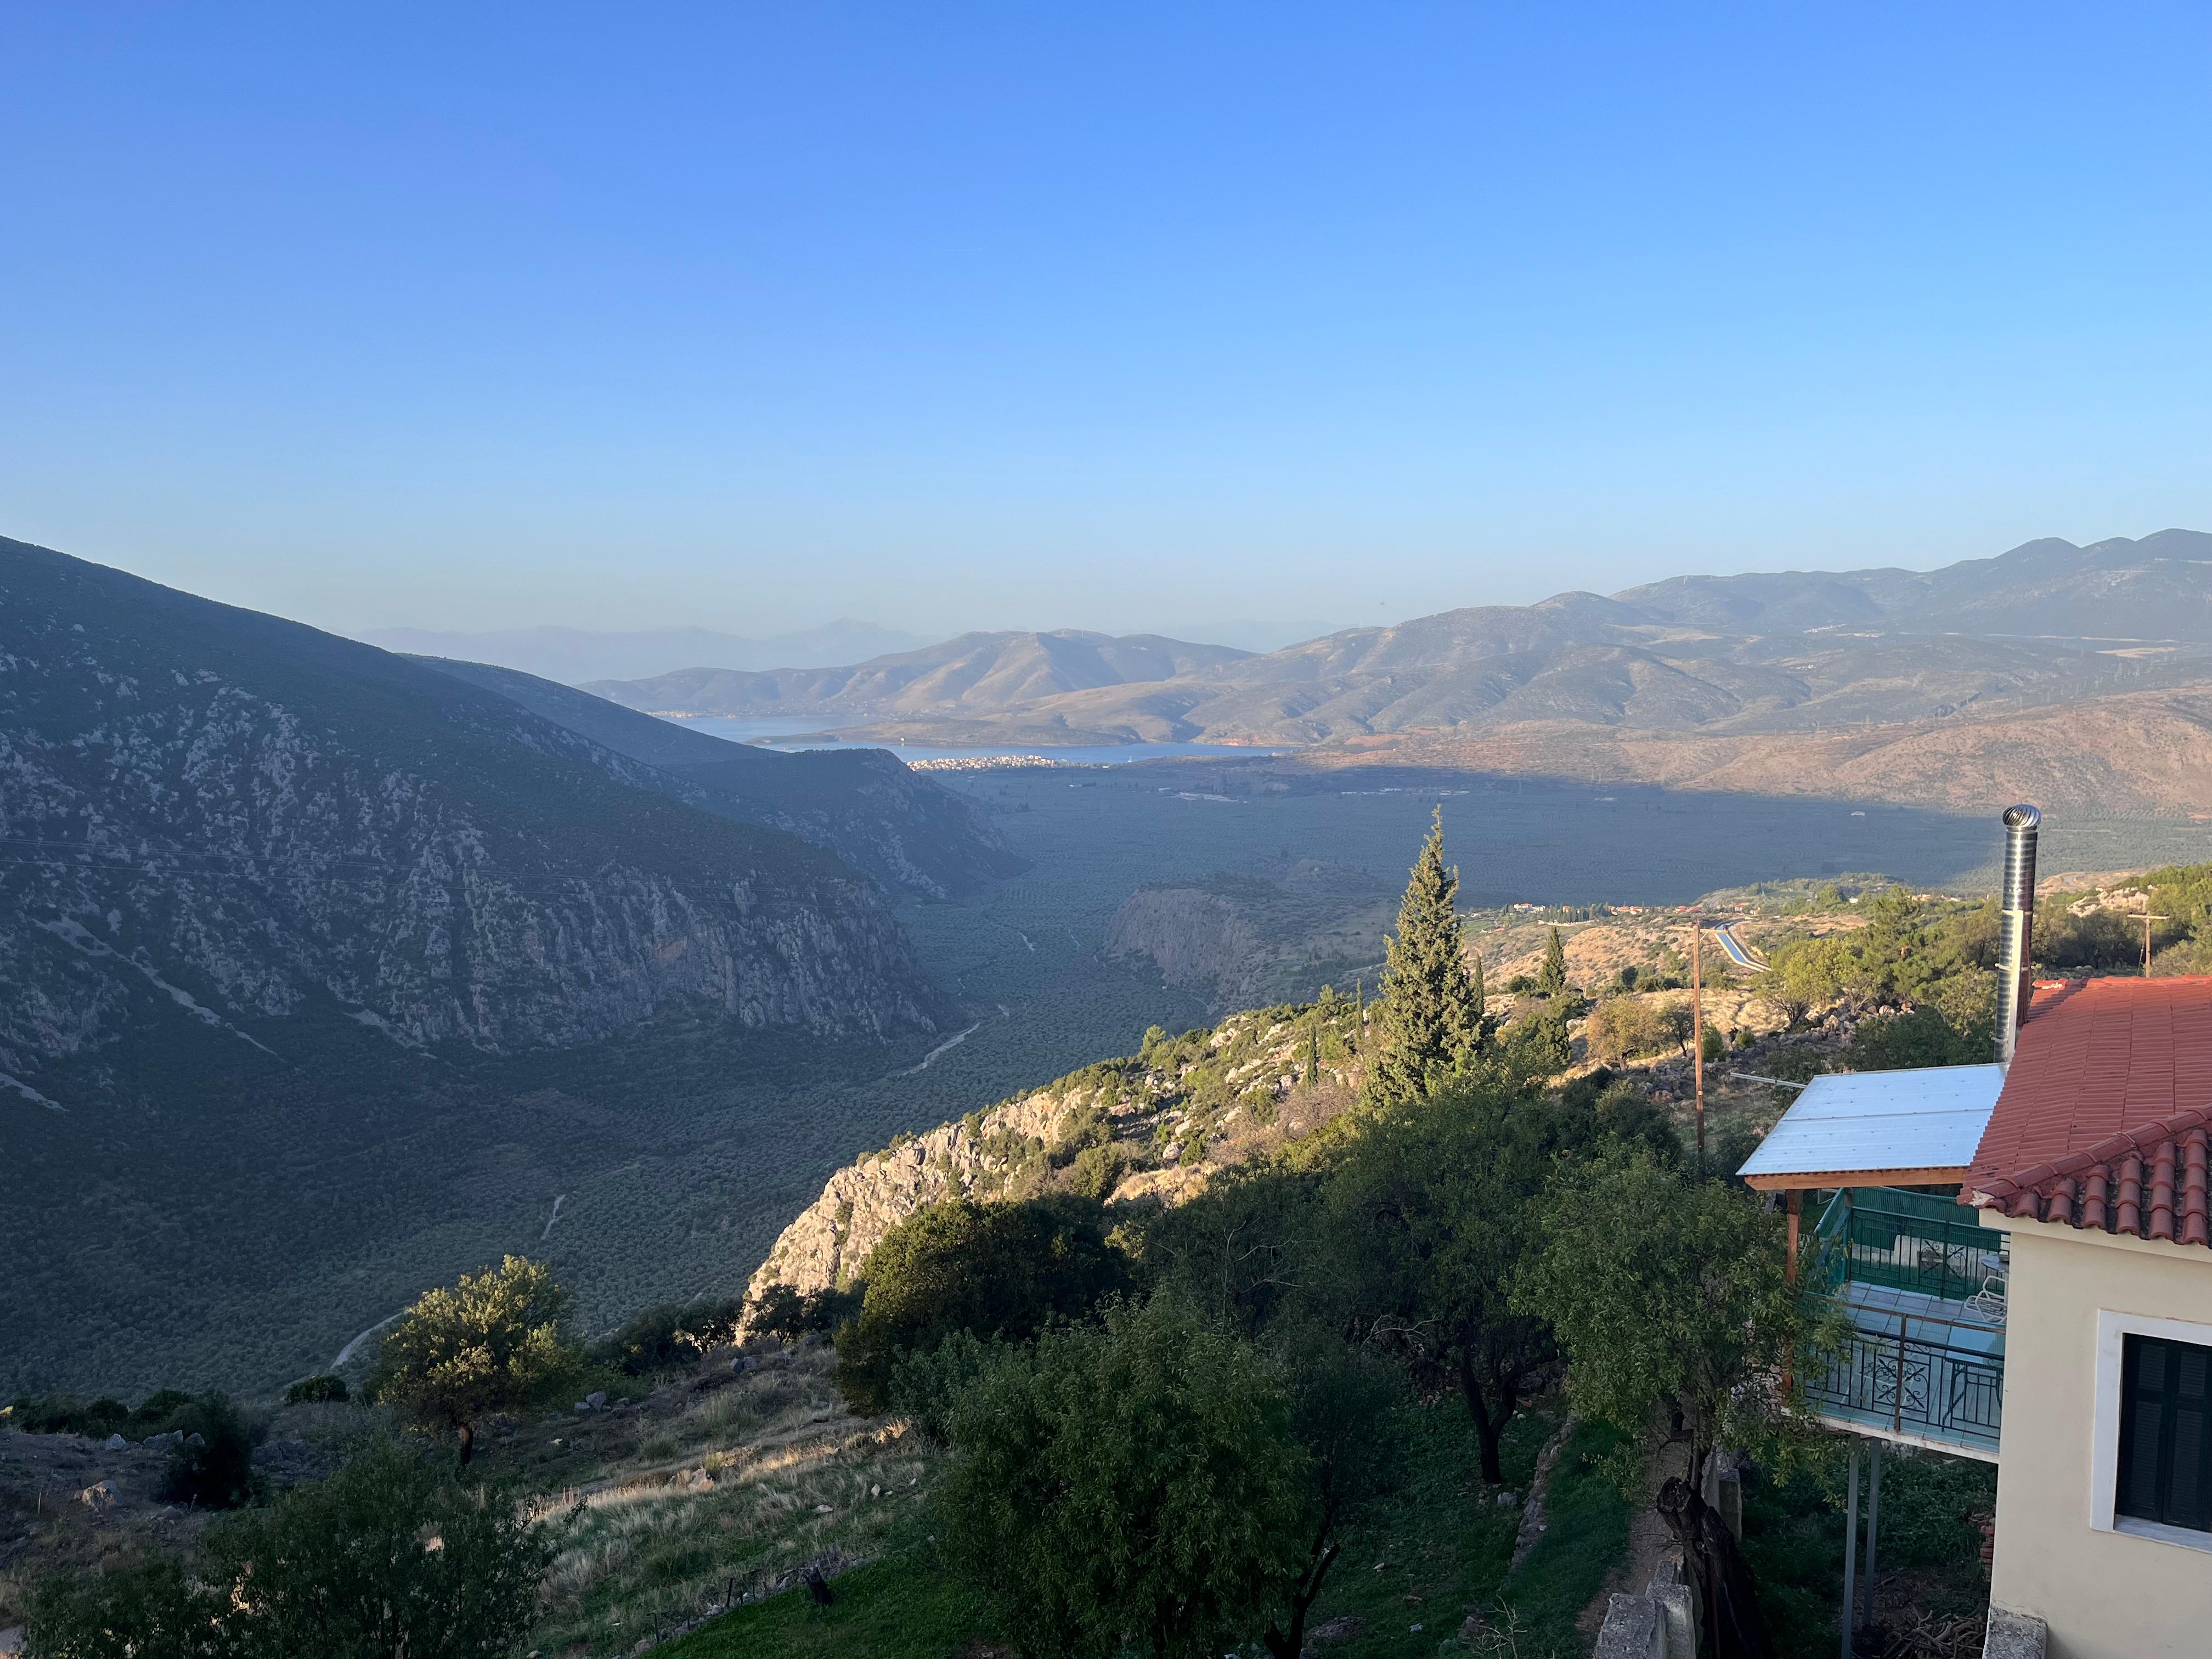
[2120, 1402, 2163, 1520]
[2180, 1346, 2209, 1401]
[2117, 1334, 2212, 1534]
[2171, 1407, 2205, 1527]
[2138, 1340, 2168, 1392]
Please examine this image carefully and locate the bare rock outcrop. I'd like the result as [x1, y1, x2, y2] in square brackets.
[745, 1003, 1369, 1308]
[1105, 887, 1268, 1007]
[745, 1088, 1070, 1303]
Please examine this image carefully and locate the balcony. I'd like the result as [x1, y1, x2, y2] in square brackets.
[1800, 1187, 2006, 1460]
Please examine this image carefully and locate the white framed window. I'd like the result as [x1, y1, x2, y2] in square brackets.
[2091, 1308, 2212, 1553]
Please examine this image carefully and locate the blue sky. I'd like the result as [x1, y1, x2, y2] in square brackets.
[4, 3, 2209, 641]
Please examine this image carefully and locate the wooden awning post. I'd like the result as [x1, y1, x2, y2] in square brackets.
[1786, 1189, 1803, 1285]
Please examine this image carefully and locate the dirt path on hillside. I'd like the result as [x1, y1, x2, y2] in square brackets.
[1576, 1441, 1687, 1649]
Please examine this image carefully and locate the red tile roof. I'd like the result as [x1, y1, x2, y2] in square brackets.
[1964, 976, 2212, 1249]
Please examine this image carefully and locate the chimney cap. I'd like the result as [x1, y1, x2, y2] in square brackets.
[2002, 804, 2041, 830]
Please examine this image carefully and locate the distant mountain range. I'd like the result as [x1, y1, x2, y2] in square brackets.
[575, 533, 2212, 809]
[585, 630, 1254, 723]
[354, 619, 936, 684]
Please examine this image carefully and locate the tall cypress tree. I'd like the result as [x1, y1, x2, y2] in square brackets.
[1537, 927, 1570, 996]
[1367, 809, 1487, 1107]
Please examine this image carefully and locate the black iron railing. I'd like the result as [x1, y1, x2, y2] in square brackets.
[1804, 1320, 2004, 1455]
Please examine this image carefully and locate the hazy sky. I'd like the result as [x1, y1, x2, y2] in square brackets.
[5, 4, 2209, 640]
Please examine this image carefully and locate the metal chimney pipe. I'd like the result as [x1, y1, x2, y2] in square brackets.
[1996, 804, 2040, 1066]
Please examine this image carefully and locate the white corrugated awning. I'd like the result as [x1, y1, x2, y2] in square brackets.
[1735, 1063, 2004, 1189]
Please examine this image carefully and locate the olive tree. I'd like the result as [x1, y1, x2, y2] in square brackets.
[935, 1296, 1312, 1659]
[366, 1255, 578, 1465]
[1514, 1148, 1838, 1659]
[1324, 1081, 1562, 1482]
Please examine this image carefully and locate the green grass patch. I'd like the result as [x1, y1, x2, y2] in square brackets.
[1494, 1420, 1637, 1659]
[1294, 1401, 1556, 1658]
[653, 1555, 994, 1658]
[657, 1400, 1583, 1659]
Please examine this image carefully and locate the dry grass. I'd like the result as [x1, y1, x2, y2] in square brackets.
[526, 1348, 944, 1658]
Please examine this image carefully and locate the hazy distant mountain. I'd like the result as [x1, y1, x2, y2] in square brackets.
[1614, 529, 2212, 639]
[663, 532, 2212, 754]
[354, 619, 936, 684]
[585, 630, 1253, 719]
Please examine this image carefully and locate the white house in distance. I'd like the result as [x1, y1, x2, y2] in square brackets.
[1735, 807, 2212, 1659]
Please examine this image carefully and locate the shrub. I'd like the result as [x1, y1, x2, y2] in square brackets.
[2037, 908, 2142, 973]
[834, 1195, 1137, 1414]
[129, 1390, 196, 1431]
[935, 1297, 1310, 1659]
[158, 1393, 257, 1510]
[27, 1438, 550, 1657]
[1501, 1001, 1573, 1079]
[1849, 1005, 1984, 1070]
[743, 1282, 861, 1343]
[8, 1394, 131, 1438]
[1551, 1073, 1681, 1166]
[591, 1296, 747, 1374]
[6, 1387, 216, 1443]
[1585, 996, 1662, 1064]
[887, 1329, 1003, 1441]
[25, 1559, 213, 1658]
[1048, 1101, 1112, 1166]
[1066, 1140, 1131, 1201]
[283, 1374, 349, 1406]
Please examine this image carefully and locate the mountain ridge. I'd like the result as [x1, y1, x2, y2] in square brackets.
[410, 655, 1024, 899]
[579, 533, 2212, 791]
[0, 534, 961, 1094]
[583, 629, 1254, 719]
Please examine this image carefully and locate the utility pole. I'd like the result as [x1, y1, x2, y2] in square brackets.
[2142, 913, 2169, 978]
[1691, 920, 1706, 1176]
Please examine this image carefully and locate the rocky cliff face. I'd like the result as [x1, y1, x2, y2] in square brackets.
[1105, 887, 1270, 1007]
[744, 1003, 1369, 1306]
[744, 1089, 1073, 1302]
[0, 537, 949, 1097]
[1105, 863, 1394, 1010]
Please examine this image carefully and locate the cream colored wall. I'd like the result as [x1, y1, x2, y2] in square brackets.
[1981, 1213, 2212, 1659]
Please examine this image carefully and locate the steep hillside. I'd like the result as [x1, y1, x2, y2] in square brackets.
[584, 629, 1251, 719]
[0, 535, 953, 1099]
[0, 537, 1001, 1400]
[413, 656, 1024, 899]
[739, 962, 1846, 1312]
